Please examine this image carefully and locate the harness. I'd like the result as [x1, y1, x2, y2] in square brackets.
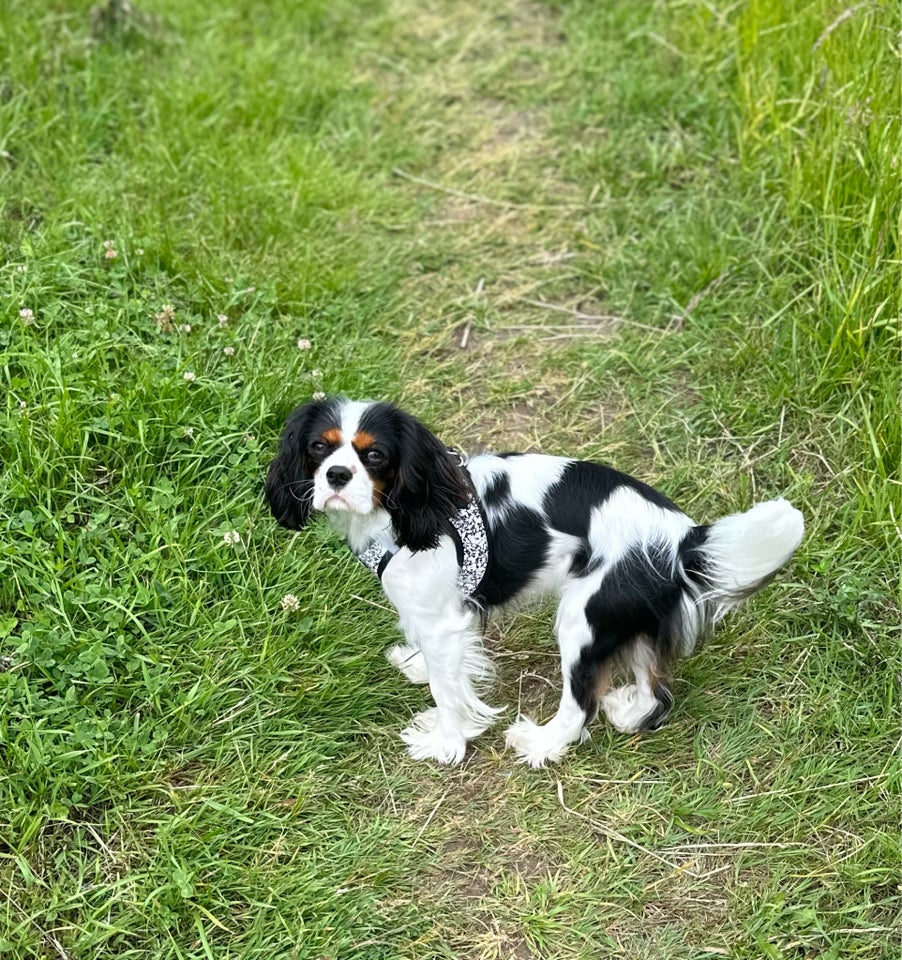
[354, 452, 489, 598]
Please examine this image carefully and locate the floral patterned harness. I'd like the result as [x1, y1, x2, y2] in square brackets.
[354, 459, 489, 599]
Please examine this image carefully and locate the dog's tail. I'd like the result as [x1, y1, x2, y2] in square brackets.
[678, 498, 804, 646]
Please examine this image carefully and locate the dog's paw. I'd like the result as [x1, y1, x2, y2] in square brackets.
[601, 684, 658, 733]
[400, 709, 467, 765]
[504, 716, 588, 768]
[386, 643, 430, 684]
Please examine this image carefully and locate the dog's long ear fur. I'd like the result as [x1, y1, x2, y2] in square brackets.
[387, 408, 470, 552]
[264, 402, 324, 530]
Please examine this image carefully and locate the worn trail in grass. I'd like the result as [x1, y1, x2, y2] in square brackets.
[1, 0, 898, 957]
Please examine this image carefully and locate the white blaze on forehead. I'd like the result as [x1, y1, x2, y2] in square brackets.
[338, 400, 374, 440]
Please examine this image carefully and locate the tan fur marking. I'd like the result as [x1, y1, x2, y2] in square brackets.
[594, 663, 613, 702]
[370, 475, 390, 507]
[352, 430, 377, 450]
[321, 428, 342, 445]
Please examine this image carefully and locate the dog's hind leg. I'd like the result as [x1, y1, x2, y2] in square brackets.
[505, 578, 598, 767]
[600, 639, 673, 733]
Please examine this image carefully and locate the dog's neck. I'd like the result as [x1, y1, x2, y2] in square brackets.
[325, 506, 394, 554]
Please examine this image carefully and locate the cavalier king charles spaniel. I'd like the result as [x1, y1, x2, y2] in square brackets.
[265, 398, 804, 767]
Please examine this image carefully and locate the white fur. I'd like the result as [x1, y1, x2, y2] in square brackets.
[702, 498, 805, 622]
[587, 486, 693, 570]
[380, 538, 502, 765]
[600, 641, 661, 733]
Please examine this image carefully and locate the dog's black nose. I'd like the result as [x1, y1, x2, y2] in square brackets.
[326, 466, 353, 489]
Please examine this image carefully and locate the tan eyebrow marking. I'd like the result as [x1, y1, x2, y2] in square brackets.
[321, 428, 342, 445]
[352, 431, 377, 450]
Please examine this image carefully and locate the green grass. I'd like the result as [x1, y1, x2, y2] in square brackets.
[1, 0, 898, 956]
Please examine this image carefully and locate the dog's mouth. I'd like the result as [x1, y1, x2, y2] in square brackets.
[324, 493, 373, 514]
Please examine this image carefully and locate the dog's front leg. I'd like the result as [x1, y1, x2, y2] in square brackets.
[381, 545, 500, 765]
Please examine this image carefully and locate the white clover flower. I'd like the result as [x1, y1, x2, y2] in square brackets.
[280, 593, 300, 612]
[242, 432, 256, 443]
[18, 400, 27, 409]
[297, 338, 312, 350]
[223, 346, 235, 356]
[222, 530, 241, 546]
[183, 371, 196, 382]
[179, 323, 192, 334]
[217, 314, 228, 327]
[310, 369, 322, 379]
[184, 426, 195, 439]
[19, 308, 34, 323]
[104, 247, 118, 260]
[312, 391, 326, 401]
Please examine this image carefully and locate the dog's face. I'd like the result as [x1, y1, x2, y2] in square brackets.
[265, 398, 470, 551]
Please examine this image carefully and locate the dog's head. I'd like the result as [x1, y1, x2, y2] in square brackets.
[264, 398, 470, 551]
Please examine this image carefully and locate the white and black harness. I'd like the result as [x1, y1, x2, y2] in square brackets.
[354, 451, 489, 599]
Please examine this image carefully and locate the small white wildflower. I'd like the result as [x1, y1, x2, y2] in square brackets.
[296, 338, 312, 351]
[16, 265, 27, 274]
[19, 308, 34, 323]
[18, 400, 27, 409]
[242, 432, 256, 443]
[280, 593, 300, 612]
[183, 371, 196, 382]
[223, 346, 235, 356]
[217, 314, 228, 327]
[179, 323, 192, 334]
[103, 239, 115, 249]
[312, 391, 326, 401]
[222, 530, 241, 546]
[184, 426, 195, 439]
[310, 369, 322, 379]
[104, 247, 118, 260]
[110, 392, 120, 401]
[72, 350, 79, 360]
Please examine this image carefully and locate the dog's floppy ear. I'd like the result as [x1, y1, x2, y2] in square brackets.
[264, 401, 325, 530]
[387, 408, 470, 552]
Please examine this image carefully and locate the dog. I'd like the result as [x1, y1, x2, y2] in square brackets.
[265, 397, 804, 767]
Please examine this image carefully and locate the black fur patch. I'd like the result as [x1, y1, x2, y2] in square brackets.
[543, 460, 681, 540]
[482, 471, 511, 509]
[475, 505, 551, 607]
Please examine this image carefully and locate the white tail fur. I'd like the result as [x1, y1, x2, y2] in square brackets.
[700, 498, 804, 621]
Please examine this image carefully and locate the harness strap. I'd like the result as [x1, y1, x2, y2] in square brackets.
[353, 453, 489, 598]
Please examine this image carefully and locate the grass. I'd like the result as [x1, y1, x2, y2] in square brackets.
[0, 0, 898, 956]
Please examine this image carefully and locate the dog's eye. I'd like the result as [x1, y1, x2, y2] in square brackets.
[365, 449, 385, 466]
[309, 441, 328, 454]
